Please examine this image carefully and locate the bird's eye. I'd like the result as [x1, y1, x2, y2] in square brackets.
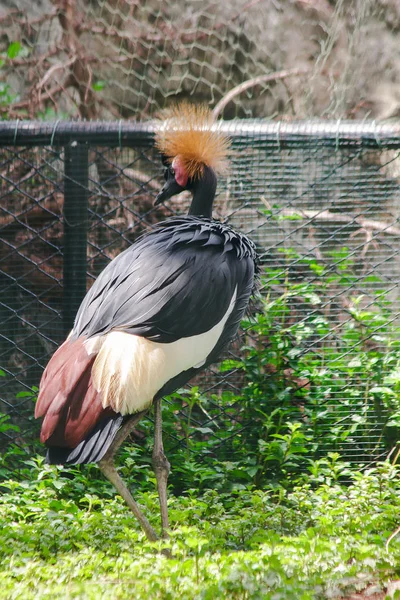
[170, 167, 175, 176]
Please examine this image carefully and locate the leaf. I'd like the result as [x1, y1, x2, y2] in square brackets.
[246, 466, 259, 477]
[15, 391, 35, 398]
[287, 348, 302, 359]
[385, 371, 400, 385]
[7, 42, 22, 59]
[370, 386, 395, 396]
[348, 357, 362, 368]
[196, 427, 214, 434]
[219, 359, 243, 372]
[278, 213, 303, 221]
[307, 293, 321, 305]
[92, 80, 106, 91]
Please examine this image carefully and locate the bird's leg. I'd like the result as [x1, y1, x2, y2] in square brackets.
[152, 397, 170, 537]
[98, 412, 159, 543]
[99, 460, 159, 542]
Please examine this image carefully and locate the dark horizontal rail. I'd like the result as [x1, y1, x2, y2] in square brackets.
[0, 119, 400, 149]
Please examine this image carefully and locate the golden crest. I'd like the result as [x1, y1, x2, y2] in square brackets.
[155, 103, 230, 180]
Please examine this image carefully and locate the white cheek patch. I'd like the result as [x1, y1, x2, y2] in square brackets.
[91, 288, 237, 415]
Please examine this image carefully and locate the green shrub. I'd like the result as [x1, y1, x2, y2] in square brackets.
[155, 248, 400, 493]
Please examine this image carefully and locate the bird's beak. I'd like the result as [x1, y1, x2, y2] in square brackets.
[154, 178, 184, 205]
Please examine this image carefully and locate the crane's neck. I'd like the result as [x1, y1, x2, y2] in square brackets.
[188, 165, 217, 218]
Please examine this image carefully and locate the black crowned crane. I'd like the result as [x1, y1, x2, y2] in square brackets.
[35, 104, 259, 542]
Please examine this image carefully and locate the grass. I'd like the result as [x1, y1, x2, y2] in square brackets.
[1, 458, 400, 599]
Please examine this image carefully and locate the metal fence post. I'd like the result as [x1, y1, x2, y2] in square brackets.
[63, 141, 89, 335]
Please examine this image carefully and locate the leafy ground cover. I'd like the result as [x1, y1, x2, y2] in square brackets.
[1, 457, 400, 599]
[1, 252, 400, 598]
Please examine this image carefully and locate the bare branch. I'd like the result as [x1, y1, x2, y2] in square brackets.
[123, 169, 161, 192]
[18, 8, 58, 27]
[212, 68, 310, 119]
[0, 9, 23, 25]
[56, 0, 98, 118]
[277, 207, 400, 237]
[152, 0, 264, 46]
[294, 0, 333, 17]
[36, 57, 76, 98]
[0, 7, 58, 29]
[0, 81, 67, 113]
[386, 525, 400, 553]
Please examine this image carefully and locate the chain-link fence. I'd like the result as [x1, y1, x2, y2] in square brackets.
[1, 119, 400, 472]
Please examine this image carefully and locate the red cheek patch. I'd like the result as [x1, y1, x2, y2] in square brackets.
[172, 157, 189, 187]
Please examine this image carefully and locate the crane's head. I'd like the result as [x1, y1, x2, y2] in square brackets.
[154, 155, 189, 205]
[154, 103, 230, 206]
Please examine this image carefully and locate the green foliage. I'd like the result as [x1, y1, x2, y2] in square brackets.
[0, 383, 41, 478]
[6, 42, 27, 60]
[92, 80, 106, 91]
[3, 249, 399, 494]
[4, 247, 394, 495]
[0, 460, 399, 599]
[1, 247, 400, 597]
[0, 42, 28, 113]
[117, 249, 395, 495]
[0, 82, 18, 110]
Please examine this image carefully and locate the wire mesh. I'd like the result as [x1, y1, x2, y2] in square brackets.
[1, 1, 400, 121]
[1, 119, 400, 471]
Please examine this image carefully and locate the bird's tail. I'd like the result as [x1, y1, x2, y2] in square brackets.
[35, 337, 123, 465]
[45, 413, 125, 465]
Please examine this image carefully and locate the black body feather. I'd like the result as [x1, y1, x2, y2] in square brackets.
[73, 216, 258, 343]
[47, 216, 259, 465]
